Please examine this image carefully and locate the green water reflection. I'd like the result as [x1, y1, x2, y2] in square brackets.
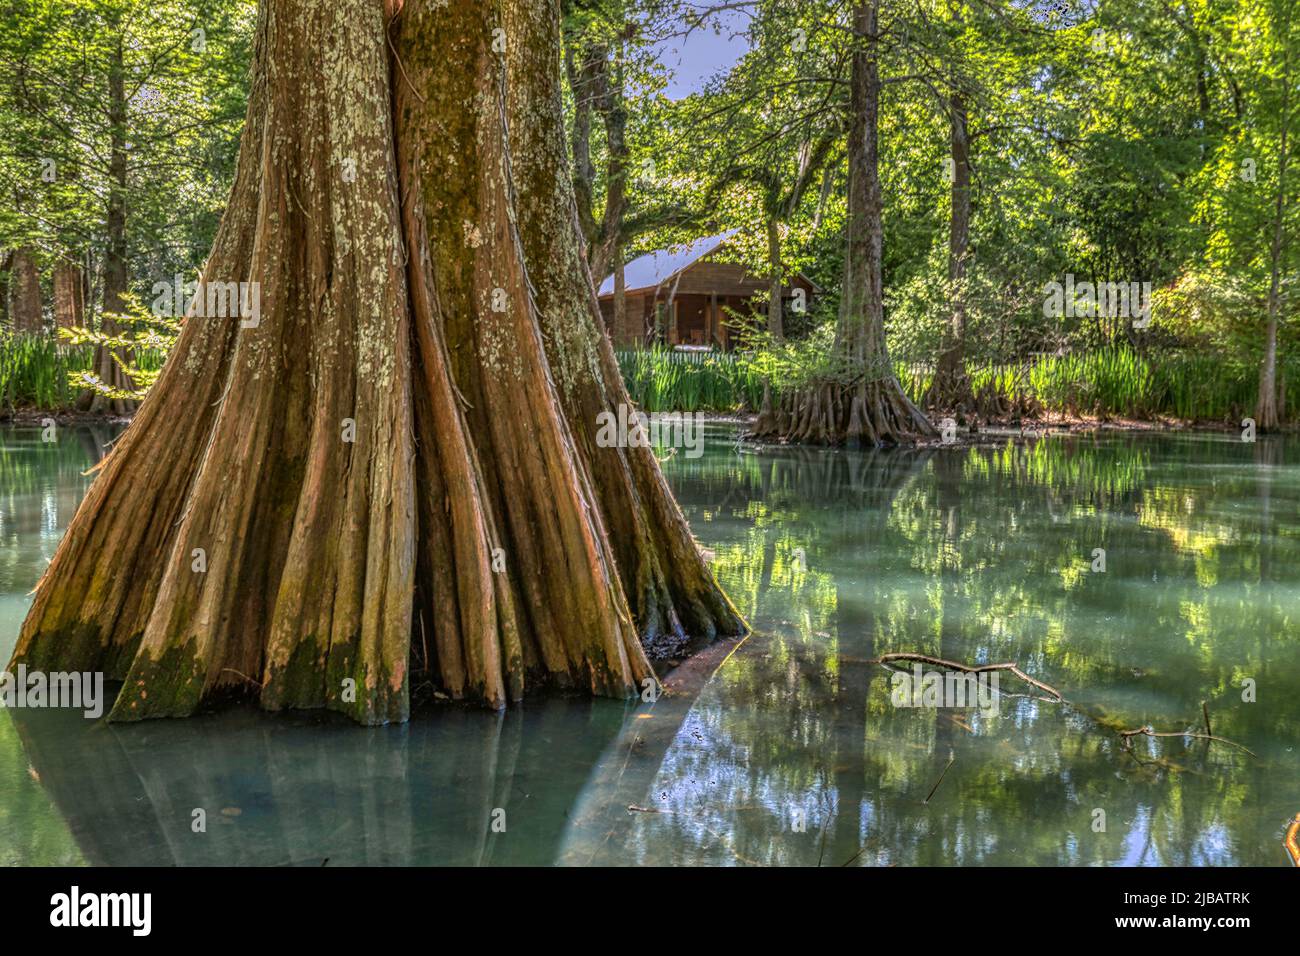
[1, 424, 1297, 865]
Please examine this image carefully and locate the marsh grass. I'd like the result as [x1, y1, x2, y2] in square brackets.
[616, 347, 763, 412]
[903, 346, 1293, 423]
[3, 333, 1285, 423]
[0, 333, 166, 412]
[618, 344, 1289, 421]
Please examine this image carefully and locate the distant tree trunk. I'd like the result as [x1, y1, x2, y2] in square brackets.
[0, 249, 10, 327]
[1257, 44, 1291, 431]
[811, 165, 833, 233]
[613, 239, 627, 340]
[566, 41, 597, 253]
[589, 64, 627, 287]
[929, 85, 974, 414]
[752, 220, 784, 430]
[53, 259, 85, 329]
[10, 247, 42, 333]
[752, 0, 932, 446]
[766, 219, 784, 341]
[565, 37, 627, 294]
[84, 36, 135, 416]
[11, 0, 742, 724]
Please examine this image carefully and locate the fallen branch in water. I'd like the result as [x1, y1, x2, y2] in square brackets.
[872, 652, 1063, 701]
[869, 652, 1255, 764]
[1119, 726, 1256, 758]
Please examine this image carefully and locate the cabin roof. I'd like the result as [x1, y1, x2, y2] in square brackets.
[596, 229, 739, 297]
[597, 229, 820, 298]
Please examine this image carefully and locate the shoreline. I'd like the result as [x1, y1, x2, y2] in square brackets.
[3, 406, 1292, 437]
[697, 410, 1293, 441]
[1, 409, 133, 427]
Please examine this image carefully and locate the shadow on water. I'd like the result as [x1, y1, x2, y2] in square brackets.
[0, 425, 715, 867]
[8, 697, 658, 866]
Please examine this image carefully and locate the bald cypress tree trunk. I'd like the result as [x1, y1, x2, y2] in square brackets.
[53, 260, 85, 329]
[10, 247, 42, 333]
[1256, 50, 1290, 432]
[10, 0, 742, 724]
[752, 0, 932, 447]
[928, 88, 974, 415]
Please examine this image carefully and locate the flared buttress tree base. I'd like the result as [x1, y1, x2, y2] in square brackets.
[751, 376, 936, 448]
[9, 0, 744, 725]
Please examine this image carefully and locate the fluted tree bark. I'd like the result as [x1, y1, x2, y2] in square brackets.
[498, 0, 746, 656]
[10, 0, 743, 725]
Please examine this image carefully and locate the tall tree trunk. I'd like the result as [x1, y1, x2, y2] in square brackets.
[566, 42, 598, 251]
[0, 248, 10, 328]
[612, 238, 627, 340]
[929, 84, 973, 415]
[53, 259, 85, 329]
[752, 219, 785, 430]
[1257, 43, 1291, 431]
[752, 0, 932, 447]
[565, 38, 627, 293]
[10, 247, 42, 333]
[11, 0, 742, 725]
[766, 219, 784, 341]
[811, 165, 833, 233]
[84, 36, 136, 416]
[589, 63, 627, 288]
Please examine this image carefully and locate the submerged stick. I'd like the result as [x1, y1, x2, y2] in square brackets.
[871, 652, 1255, 763]
[868, 647, 1253, 775]
[873, 651, 1063, 701]
[1119, 726, 1256, 758]
[924, 750, 956, 804]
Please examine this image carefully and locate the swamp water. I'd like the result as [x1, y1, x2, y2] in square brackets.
[0, 423, 1296, 865]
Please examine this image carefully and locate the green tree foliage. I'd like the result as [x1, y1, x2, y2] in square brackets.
[624, 0, 1298, 425]
[0, 0, 252, 327]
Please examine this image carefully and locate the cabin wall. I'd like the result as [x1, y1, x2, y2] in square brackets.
[597, 258, 817, 350]
[599, 292, 646, 348]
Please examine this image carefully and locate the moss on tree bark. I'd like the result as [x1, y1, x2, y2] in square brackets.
[9, 0, 744, 725]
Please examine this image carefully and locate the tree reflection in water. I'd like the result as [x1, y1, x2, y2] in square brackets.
[579, 426, 1299, 866]
[7, 424, 1300, 866]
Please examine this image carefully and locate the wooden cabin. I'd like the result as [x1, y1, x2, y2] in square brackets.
[596, 229, 817, 350]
